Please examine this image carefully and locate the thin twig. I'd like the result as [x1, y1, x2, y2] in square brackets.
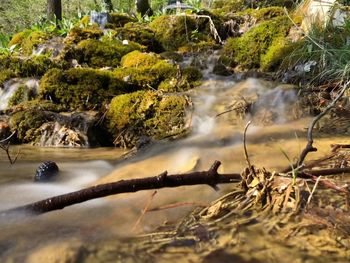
[0, 131, 19, 165]
[306, 176, 322, 207]
[133, 190, 158, 232]
[243, 121, 255, 176]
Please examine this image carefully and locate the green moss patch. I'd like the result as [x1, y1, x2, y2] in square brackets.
[120, 50, 161, 68]
[114, 22, 163, 52]
[8, 30, 51, 56]
[114, 60, 177, 89]
[106, 90, 191, 147]
[8, 85, 37, 107]
[106, 13, 137, 28]
[74, 38, 144, 68]
[150, 15, 198, 51]
[39, 68, 132, 110]
[0, 69, 16, 87]
[236, 7, 285, 21]
[65, 26, 104, 44]
[0, 55, 67, 77]
[9, 109, 53, 143]
[222, 16, 292, 70]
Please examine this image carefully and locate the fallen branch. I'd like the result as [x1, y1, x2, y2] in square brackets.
[300, 167, 350, 177]
[0, 161, 241, 218]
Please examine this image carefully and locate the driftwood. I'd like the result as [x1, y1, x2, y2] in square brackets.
[0, 161, 241, 218]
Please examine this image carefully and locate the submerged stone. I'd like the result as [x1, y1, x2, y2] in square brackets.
[34, 161, 59, 182]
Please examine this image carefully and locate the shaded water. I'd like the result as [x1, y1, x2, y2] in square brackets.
[0, 76, 346, 262]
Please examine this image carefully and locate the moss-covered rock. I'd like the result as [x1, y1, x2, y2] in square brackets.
[8, 30, 32, 48]
[221, 16, 292, 70]
[236, 6, 285, 21]
[0, 69, 16, 87]
[150, 15, 199, 51]
[8, 30, 51, 56]
[73, 38, 145, 68]
[9, 109, 53, 143]
[114, 60, 177, 89]
[114, 22, 163, 52]
[105, 90, 191, 147]
[213, 0, 295, 14]
[65, 26, 103, 44]
[105, 13, 137, 28]
[120, 50, 161, 68]
[10, 99, 65, 113]
[158, 66, 203, 92]
[0, 55, 67, 77]
[260, 36, 302, 72]
[39, 68, 132, 110]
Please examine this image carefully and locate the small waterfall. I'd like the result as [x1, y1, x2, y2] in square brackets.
[0, 78, 39, 110]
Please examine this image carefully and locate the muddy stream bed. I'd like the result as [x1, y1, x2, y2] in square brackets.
[0, 77, 349, 262]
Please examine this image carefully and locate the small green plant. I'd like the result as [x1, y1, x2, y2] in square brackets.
[0, 32, 11, 55]
[283, 19, 350, 85]
[279, 147, 298, 185]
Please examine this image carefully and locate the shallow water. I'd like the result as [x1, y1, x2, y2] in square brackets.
[0, 76, 348, 262]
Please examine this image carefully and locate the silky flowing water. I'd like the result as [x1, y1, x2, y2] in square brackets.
[0, 76, 348, 262]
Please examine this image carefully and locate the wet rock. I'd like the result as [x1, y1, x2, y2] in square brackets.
[34, 161, 59, 182]
[212, 63, 232, 76]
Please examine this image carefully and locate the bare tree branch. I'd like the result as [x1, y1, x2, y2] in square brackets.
[282, 81, 349, 173]
[0, 161, 241, 218]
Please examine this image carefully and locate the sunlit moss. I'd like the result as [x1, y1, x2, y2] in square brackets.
[106, 90, 191, 147]
[114, 60, 177, 89]
[8, 30, 50, 56]
[150, 15, 198, 51]
[221, 16, 292, 70]
[74, 38, 145, 68]
[260, 37, 302, 72]
[120, 50, 161, 68]
[8, 30, 32, 48]
[65, 25, 103, 44]
[0, 69, 15, 87]
[114, 22, 163, 52]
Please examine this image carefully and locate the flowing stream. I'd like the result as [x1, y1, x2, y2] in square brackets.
[0, 73, 347, 262]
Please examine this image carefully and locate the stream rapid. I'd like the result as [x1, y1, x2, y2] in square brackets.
[0, 71, 347, 262]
